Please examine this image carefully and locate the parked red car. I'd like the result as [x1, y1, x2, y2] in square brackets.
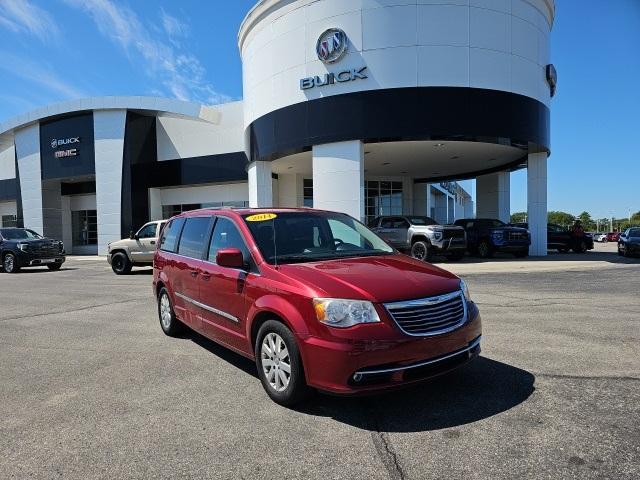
[153, 208, 481, 406]
[606, 232, 621, 242]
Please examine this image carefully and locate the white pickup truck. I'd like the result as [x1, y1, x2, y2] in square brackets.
[107, 220, 166, 274]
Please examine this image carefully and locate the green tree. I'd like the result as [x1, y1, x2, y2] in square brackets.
[577, 211, 595, 230]
[510, 212, 527, 223]
[631, 211, 640, 223]
[548, 211, 575, 227]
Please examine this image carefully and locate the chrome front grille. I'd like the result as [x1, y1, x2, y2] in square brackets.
[33, 244, 60, 258]
[508, 231, 527, 241]
[384, 291, 467, 336]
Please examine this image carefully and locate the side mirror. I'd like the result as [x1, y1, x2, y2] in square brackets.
[216, 248, 245, 269]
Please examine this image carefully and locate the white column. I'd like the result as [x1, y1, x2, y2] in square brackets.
[278, 173, 304, 208]
[15, 124, 43, 233]
[312, 140, 364, 220]
[148, 188, 162, 220]
[402, 177, 413, 215]
[527, 152, 548, 256]
[247, 161, 273, 208]
[476, 171, 510, 222]
[413, 183, 427, 216]
[94, 110, 126, 256]
[60, 196, 72, 254]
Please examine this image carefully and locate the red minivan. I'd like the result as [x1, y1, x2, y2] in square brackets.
[153, 208, 482, 406]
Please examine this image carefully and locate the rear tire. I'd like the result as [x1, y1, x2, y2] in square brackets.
[111, 252, 132, 275]
[3, 253, 19, 273]
[256, 320, 310, 407]
[477, 241, 493, 258]
[573, 241, 587, 254]
[410, 241, 432, 262]
[47, 263, 62, 271]
[157, 287, 184, 337]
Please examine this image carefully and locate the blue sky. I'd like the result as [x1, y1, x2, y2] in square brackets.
[1, 0, 638, 218]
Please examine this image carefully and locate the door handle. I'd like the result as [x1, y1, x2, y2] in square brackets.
[190, 270, 198, 278]
[150, 241, 156, 245]
[201, 273, 211, 281]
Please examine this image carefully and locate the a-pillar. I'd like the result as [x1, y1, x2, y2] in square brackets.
[527, 152, 548, 256]
[248, 161, 273, 208]
[476, 171, 510, 223]
[94, 110, 127, 256]
[312, 141, 364, 220]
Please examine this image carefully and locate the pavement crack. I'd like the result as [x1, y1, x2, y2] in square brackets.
[362, 400, 406, 480]
[0, 298, 142, 322]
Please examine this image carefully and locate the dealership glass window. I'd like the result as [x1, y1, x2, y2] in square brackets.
[71, 210, 97, 246]
[159, 218, 185, 253]
[162, 202, 249, 219]
[365, 181, 403, 224]
[177, 217, 212, 259]
[1, 215, 17, 228]
[303, 179, 313, 207]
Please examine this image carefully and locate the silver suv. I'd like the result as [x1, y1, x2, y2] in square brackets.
[107, 220, 166, 274]
[370, 215, 467, 262]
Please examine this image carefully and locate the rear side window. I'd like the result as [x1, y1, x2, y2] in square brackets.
[159, 218, 185, 253]
[178, 217, 212, 259]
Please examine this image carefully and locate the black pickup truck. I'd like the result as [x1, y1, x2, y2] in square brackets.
[512, 222, 594, 253]
[0, 228, 65, 273]
[453, 218, 530, 258]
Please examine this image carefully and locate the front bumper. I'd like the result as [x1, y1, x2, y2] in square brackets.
[431, 237, 467, 253]
[15, 250, 65, 267]
[299, 304, 482, 394]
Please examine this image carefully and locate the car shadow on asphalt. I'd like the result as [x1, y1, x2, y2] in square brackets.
[297, 357, 535, 432]
[182, 328, 535, 431]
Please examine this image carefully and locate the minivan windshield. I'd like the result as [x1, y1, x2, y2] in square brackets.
[0, 228, 43, 240]
[243, 211, 394, 264]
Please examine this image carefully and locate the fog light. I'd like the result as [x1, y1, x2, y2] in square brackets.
[353, 373, 363, 382]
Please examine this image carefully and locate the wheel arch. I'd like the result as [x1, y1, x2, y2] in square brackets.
[246, 295, 310, 353]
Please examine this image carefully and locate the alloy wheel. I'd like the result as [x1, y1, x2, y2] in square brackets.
[261, 332, 291, 392]
[412, 243, 427, 260]
[159, 292, 172, 330]
[4, 255, 14, 273]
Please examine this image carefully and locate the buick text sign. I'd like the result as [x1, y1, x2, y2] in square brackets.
[300, 66, 368, 90]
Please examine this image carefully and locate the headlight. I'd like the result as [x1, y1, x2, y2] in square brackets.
[491, 231, 504, 239]
[460, 279, 471, 302]
[18, 243, 29, 252]
[58, 241, 64, 252]
[429, 230, 443, 241]
[313, 298, 381, 328]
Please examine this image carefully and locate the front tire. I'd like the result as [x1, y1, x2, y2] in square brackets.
[410, 241, 432, 262]
[573, 241, 587, 254]
[47, 263, 62, 271]
[477, 241, 493, 258]
[157, 287, 184, 337]
[3, 253, 20, 273]
[256, 320, 309, 407]
[111, 252, 132, 275]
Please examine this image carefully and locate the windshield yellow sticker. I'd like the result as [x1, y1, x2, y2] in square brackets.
[245, 213, 277, 222]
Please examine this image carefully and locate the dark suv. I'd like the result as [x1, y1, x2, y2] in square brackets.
[453, 218, 530, 258]
[512, 222, 594, 253]
[0, 228, 65, 273]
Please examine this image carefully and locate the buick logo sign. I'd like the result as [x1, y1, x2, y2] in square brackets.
[51, 137, 80, 149]
[316, 28, 348, 64]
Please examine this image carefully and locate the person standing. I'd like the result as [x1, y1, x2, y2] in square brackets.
[571, 219, 585, 253]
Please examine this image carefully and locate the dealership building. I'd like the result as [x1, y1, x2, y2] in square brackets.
[0, 0, 554, 256]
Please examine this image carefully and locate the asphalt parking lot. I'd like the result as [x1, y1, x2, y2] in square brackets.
[1, 243, 638, 479]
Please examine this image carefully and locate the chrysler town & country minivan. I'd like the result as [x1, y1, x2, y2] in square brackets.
[153, 208, 482, 406]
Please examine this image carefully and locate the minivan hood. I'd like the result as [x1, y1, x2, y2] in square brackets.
[277, 254, 461, 303]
